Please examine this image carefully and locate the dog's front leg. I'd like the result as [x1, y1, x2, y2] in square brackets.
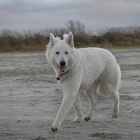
[52, 91, 76, 132]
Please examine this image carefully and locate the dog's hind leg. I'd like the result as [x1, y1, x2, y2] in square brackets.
[112, 91, 120, 118]
[103, 82, 120, 118]
[73, 93, 82, 123]
[84, 83, 98, 121]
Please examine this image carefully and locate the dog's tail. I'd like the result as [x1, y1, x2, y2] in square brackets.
[97, 82, 109, 96]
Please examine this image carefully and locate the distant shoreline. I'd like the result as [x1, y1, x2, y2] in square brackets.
[0, 45, 140, 53]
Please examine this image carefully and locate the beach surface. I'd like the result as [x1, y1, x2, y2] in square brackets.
[0, 49, 140, 140]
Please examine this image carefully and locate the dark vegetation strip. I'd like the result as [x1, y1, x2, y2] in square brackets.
[0, 20, 140, 52]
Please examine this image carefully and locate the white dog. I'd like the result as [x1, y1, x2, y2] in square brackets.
[45, 32, 121, 132]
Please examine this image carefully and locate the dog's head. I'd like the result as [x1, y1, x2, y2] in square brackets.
[46, 32, 76, 74]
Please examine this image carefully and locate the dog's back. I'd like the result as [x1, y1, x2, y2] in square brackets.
[77, 47, 120, 91]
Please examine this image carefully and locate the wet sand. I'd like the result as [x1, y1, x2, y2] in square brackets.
[0, 49, 140, 140]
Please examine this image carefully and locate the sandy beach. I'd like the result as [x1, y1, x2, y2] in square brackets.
[0, 49, 140, 140]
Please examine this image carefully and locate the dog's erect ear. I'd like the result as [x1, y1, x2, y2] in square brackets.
[49, 33, 55, 46]
[64, 32, 74, 47]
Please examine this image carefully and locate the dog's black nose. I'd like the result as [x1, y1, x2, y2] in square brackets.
[60, 60, 66, 66]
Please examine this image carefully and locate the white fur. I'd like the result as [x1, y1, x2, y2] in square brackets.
[45, 32, 121, 130]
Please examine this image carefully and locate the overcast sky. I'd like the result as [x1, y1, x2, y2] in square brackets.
[0, 0, 140, 33]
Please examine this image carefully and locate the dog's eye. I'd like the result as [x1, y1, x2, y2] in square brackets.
[56, 51, 59, 54]
[65, 51, 68, 54]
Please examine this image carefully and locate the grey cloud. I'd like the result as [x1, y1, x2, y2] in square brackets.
[0, 0, 140, 32]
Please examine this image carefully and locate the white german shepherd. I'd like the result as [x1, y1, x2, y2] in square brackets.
[45, 32, 121, 132]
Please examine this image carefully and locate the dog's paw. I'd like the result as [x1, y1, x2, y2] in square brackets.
[112, 112, 119, 118]
[84, 117, 91, 121]
[51, 127, 58, 132]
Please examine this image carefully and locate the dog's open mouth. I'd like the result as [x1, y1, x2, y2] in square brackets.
[56, 64, 66, 73]
[59, 66, 66, 73]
